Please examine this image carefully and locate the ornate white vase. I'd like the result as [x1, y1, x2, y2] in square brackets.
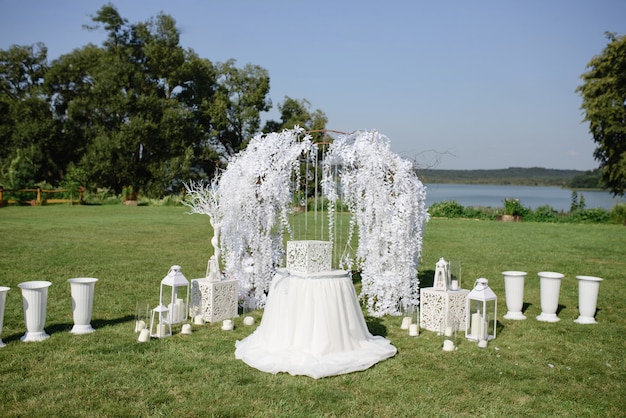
[0, 286, 9, 347]
[574, 275, 603, 324]
[536, 272, 564, 322]
[18, 281, 52, 342]
[68, 278, 98, 334]
[502, 271, 527, 320]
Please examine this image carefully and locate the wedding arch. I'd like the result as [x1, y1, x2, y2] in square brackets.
[185, 127, 429, 317]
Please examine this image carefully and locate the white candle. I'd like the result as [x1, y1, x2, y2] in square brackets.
[194, 315, 205, 325]
[222, 319, 233, 331]
[444, 326, 453, 337]
[157, 324, 167, 337]
[181, 324, 192, 335]
[134, 320, 146, 332]
[167, 303, 176, 323]
[482, 320, 489, 340]
[443, 339, 456, 351]
[401, 317, 412, 330]
[478, 339, 488, 348]
[176, 299, 185, 322]
[470, 311, 481, 337]
[243, 316, 255, 326]
[138, 328, 150, 342]
[408, 323, 419, 336]
[451, 279, 459, 290]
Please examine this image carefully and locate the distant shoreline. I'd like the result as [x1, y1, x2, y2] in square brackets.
[416, 167, 603, 189]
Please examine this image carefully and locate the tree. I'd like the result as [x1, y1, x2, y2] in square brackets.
[263, 96, 328, 142]
[0, 43, 62, 188]
[577, 32, 626, 196]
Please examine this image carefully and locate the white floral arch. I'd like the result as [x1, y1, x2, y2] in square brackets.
[185, 127, 429, 317]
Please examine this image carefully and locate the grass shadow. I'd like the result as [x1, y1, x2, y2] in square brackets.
[556, 304, 566, 316]
[364, 316, 388, 337]
[419, 269, 435, 288]
[522, 302, 532, 314]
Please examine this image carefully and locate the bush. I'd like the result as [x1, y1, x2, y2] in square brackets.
[530, 205, 560, 223]
[570, 208, 610, 223]
[609, 203, 626, 225]
[428, 201, 465, 218]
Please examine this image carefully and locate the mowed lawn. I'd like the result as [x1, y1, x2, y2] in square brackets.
[0, 205, 624, 417]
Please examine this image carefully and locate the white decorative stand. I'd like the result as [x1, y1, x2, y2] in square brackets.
[574, 275, 603, 324]
[190, 278, 238, 323]
[536, 271, 564, 322]
[0, 286, 9, 347]
[68, 278, 98, 334]
[502, 271, 527, 320]
[18, 281, 52, 342]
[420, 287, 469, 332]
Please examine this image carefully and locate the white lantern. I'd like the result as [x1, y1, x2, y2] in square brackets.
[150, 304, 172, 338]
[465, 278, 497, 344]
[160, 265, 190, 326]
[433, 257, 451, 291]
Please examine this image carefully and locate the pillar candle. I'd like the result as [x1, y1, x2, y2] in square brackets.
[409, 323, 419, 336]
[138, 328, 150, 343]
[470, 311, 481, 337]
[401, 317, 412, 330]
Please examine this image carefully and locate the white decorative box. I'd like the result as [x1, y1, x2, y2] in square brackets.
[286, 240, 332, 273]
[190, 278, 238, 323]
[420, 287, 469, 332]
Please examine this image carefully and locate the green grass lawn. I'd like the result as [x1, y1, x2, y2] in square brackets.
[0, 206, 624, 417]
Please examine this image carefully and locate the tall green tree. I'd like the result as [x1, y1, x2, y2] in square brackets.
[577, 32, 626, 196]
[263, 96, 328, 142]
[0, 43, 62, 188]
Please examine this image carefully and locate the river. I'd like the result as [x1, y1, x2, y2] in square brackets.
[424, 183, 625, 212]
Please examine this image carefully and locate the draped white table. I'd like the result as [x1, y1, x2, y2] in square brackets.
[235, 269, 397, 379]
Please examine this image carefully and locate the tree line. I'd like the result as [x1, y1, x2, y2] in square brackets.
[0, 5, 327, 198]
[417, 167, 604, 188]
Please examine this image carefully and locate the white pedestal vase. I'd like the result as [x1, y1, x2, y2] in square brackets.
[574, 276, 603, 324]
[0, 286, 9, 347]
[536, 272, 564, 322]
[68, 278, 98, 334]
[502, 271, 527, 320]
[18, 281, 52, 342]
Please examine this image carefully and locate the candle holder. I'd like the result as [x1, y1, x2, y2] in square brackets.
[408, 306, 419, 337]
[465, 278, 497, 343]
[160, 265, 190, 327]
[433, 257, 451, 291]
[135, 302, 150, 332]
[441, 318, 458, 351]
[150, 305, 172, 338]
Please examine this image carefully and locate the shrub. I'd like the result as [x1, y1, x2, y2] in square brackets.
[428, 200, 465, 218]
[570, 208, 610, 223]
[609, 203, 626, 225]
[531, 205, 560, 223]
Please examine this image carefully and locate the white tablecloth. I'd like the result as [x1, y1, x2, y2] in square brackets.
[235, 269, 397, 379]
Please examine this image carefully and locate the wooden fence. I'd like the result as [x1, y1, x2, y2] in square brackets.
[0, 186, 84, 206]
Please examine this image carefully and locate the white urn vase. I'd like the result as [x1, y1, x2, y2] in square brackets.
[536, 272, 564, 322]
[574, 275, 603, 324]
[0, 286, 9, 347]
[68, 278, 98, 334]
[18, 281, 52, 342]
[502, 271, 527, 320]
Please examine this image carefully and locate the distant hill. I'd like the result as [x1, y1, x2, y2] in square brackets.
[415, 167, 591, 187]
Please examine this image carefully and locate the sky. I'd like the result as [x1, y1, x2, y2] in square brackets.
[1, 0, 625, 170]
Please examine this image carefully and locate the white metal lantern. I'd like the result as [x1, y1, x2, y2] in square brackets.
[150, 304, 172, 338]
[160, 265, 190, 326]
[465, 278, 497, 343]
[433, 257, 451, 291]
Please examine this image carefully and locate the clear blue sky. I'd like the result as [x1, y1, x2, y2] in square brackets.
[1, 0, 625, 170]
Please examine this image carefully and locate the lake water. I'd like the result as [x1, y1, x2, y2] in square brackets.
[424, 183, 625, 212]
